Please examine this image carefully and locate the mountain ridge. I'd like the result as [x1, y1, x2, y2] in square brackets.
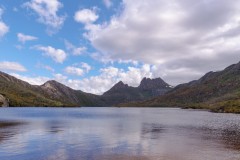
[119, 61, 240, 113]
[1, 61, 240, 113]
[102, 77, 172, 106]
[0, 71, 171, 107]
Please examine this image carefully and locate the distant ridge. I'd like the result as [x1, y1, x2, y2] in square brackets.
[120, 61, 240, 113]
[0, 71, 171, 107]
[1, 61, 240, 113]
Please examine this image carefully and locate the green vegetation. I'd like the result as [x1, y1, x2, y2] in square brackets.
[0, 72, 106, 107]
[0, 79, 65, 107]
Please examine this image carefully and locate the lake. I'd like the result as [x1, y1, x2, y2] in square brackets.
[0, 107, 239, 160]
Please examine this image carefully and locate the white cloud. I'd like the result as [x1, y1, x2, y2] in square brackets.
[84, 0, 240, 85]
[62, 64, 157, 94]
[8, 73, 67, 86]
[64, 66, 84, 76]
[35, 46, 67, 63]
[103, 0, 112, 8]
[0, 8, 9, 38]
[64, 40, 86, 56]
[11, 73, 50, 85]
[64, 62, 91, 76]
[17, 33, 38, 43]
[81, 62, 91, 73]
[53, 73, 67, 82]
[24, 0, 66, 34]
[0, 61, 27, 72]
[74, 9, 98, 24]
[6, 64, 162, 94]
[36, 63, 55, 72]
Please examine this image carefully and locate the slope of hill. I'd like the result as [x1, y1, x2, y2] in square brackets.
[0, 71, 104, 107]
[40, 80, 105, 107]
[120, 62, 240, 113]
[0, 71, 64, 107]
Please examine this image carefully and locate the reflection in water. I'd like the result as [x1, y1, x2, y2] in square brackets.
[46, 120, 64, 133]
[0, 121, 25, 142]
[141, 123, 165, 139]
[0, 108, 239, 160]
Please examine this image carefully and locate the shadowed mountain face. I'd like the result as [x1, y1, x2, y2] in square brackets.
[102, 78, 172, 106]
[120, 62, 240, 113]
[0, 71, 171, 107]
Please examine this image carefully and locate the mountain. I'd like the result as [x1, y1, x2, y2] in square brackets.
[40, 80, 106, 107]
[0, 71, 63, 107]
[0, 71, 171, 107]
[138, 77, 172, 97]
[102, 78, 172, 106]
[120, 62, 240, 113]
[3, 60, 239, 113]
[0, 71, 105, 107]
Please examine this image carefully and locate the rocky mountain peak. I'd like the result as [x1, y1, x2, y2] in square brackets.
[139, 77, 170, 90]
[224, 61, 240, 73]
[112, 81, 129, 89]
[102, 81, 130, 96]
[41, 80, 73, 93]
[42, 80, 64, 87]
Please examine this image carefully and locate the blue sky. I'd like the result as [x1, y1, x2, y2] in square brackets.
[0, 0, 240, 94]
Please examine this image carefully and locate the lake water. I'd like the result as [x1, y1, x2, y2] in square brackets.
[0, 108, 239, 160]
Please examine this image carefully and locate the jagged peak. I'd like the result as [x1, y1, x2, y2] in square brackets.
[224, 61, 240, 72]
[139, 77, 170, 89]
[116, 81, 125, 85]
[41, 80, 71, 90]
[113, 81, 128, 89]
[103, 81, 129, 95]
[43, 80, 59, 85]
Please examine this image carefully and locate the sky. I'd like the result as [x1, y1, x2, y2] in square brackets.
[0, 0, 240, 95]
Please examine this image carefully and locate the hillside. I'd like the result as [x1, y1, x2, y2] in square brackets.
[40, 80, 106, 106]
[0, 71, 64, 107]
[120, 62, 240, 113]
[0, 71, 105, 107]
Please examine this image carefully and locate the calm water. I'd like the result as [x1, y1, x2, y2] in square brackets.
[0, 108, 239, 160]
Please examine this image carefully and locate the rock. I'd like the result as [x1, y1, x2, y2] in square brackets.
[0, 94, 9, 107]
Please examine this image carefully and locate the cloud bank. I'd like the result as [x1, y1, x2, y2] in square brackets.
[0, 61, 27, 72]
[85, 0, 240, 85]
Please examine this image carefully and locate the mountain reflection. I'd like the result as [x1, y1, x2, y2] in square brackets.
[141, 123, 166, 139]
[0, 121, 25, 143]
